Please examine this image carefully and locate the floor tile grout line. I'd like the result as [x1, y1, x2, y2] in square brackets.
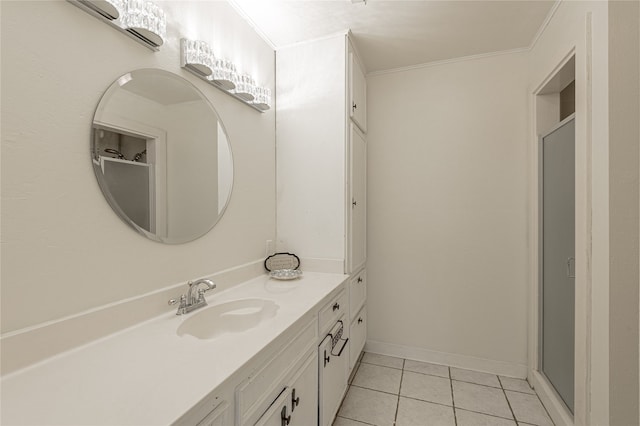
[402, 368, 453, 380]
[449, 366, 458, 426]
[335, 414, 377, 426]
[350, 383, 405, 398]
[360, 360, 404, 371]
[455, 406, 527, 423]
[498, 376, 519, 424]
[393, 359, 405, 425]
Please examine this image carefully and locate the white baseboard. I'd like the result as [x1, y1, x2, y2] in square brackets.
[529, 370, 574, 426]
[1, 260, 266, 375]
[365, 340, 528, 378]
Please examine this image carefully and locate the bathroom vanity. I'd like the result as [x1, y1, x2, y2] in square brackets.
[0, 272, 367, 426]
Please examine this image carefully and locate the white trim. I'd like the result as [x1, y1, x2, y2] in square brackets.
[367, 47, 529, 77]
[532, 48, 576, 95]
[530, 370, 574, 426]
[365, 340, 528, 378]
[1, 260, 266, 375]
[227, 0, 278, 51]
[528, 0, 563, 50]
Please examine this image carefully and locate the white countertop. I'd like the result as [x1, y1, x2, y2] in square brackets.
[1, 272, 348, 425]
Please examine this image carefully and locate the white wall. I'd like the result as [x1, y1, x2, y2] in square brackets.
[366, 52, 529, 375]
[0, 1, 275, 333]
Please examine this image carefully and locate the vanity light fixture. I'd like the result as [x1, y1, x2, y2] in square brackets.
[251, 87, 272, 111]
[210, 58, 239, 90]
[180, 38, 271, 112]
[76, 0, 124, 20]
[232, 73, 257, 101]
[181, 39, 215, 77]
[67, 0, 166, 50]
[120, 0, 166, 47]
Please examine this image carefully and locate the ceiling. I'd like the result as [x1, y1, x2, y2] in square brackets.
[230, 0, 557, 73]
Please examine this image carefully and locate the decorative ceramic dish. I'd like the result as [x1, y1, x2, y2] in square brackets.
[264, 252, 301, 272]
[269, 269, 303, 280]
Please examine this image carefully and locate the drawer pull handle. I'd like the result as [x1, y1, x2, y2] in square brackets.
[357, 277, 363, 283]
[292, 388, 300, 410]
[358, 317, 363, 324]
[281, 406, 291, 426]
[333, 302, 340, 311]
[331, 337, 349, 357]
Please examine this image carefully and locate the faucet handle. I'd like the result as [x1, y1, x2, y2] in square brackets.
[168, 294, 186, 306]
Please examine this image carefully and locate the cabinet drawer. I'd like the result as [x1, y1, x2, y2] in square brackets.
[349, 307, 367, 369]
[318, 290, 348, 334]
[349, 269, 366, 321]
[236, 319, 317, 425]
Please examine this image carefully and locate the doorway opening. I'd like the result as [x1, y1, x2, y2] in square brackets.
[532, 53, 576, 424]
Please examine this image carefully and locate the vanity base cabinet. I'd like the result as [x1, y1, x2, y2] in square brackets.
[235, 319, 317, 426]
[254, 352, 318, 426]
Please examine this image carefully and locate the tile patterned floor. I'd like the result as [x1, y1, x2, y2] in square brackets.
[334, 352, 554, 426]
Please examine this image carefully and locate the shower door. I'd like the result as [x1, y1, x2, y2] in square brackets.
[540, 114, 575, 413]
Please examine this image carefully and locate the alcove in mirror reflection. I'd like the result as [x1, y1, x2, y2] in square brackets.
[91, 69, 233, 244]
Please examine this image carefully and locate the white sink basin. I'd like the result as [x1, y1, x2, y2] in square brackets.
[177, 298, 279, 339]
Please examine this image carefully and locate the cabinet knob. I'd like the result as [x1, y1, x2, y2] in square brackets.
[358, 317, 363, 324]
[352, 199, 357, 207]
[292, 388, 300, 410]
[353, 103, 357, 110]
[333, 302, 340, 311]
[357, 277, 363, 283]
[324, 350, 330, 366]
[281, 406, 291, 426]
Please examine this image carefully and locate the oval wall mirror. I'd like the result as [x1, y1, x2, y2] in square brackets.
[91, 68, 233, 244]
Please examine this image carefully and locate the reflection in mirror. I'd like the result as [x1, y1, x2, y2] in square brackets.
[91, 68, 233, 244]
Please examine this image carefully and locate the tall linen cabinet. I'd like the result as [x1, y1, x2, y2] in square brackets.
[276, 32, 367, 374]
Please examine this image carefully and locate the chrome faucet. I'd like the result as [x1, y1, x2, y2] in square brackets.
[168, 279, 216, 315]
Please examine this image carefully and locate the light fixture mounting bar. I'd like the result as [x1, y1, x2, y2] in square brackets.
[66, 0, 160, 51]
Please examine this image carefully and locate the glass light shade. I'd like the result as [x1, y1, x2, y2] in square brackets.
[121, 0, 166, 47]
[209, 59, 239, 91]
[232, 73, 257, 101]
[181, 39, 215, 77]
[251, 87, 272, 111]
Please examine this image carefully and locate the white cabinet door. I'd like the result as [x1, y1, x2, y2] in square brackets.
[319, 328, 349, 426]
[254, 388, 292, 426]
[349, 308, 367, 370]
[289, 353, 318, 426]
[349, 269, 366, 321]
[349, 52, 367, 132]
[349, 124, 367, 273]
